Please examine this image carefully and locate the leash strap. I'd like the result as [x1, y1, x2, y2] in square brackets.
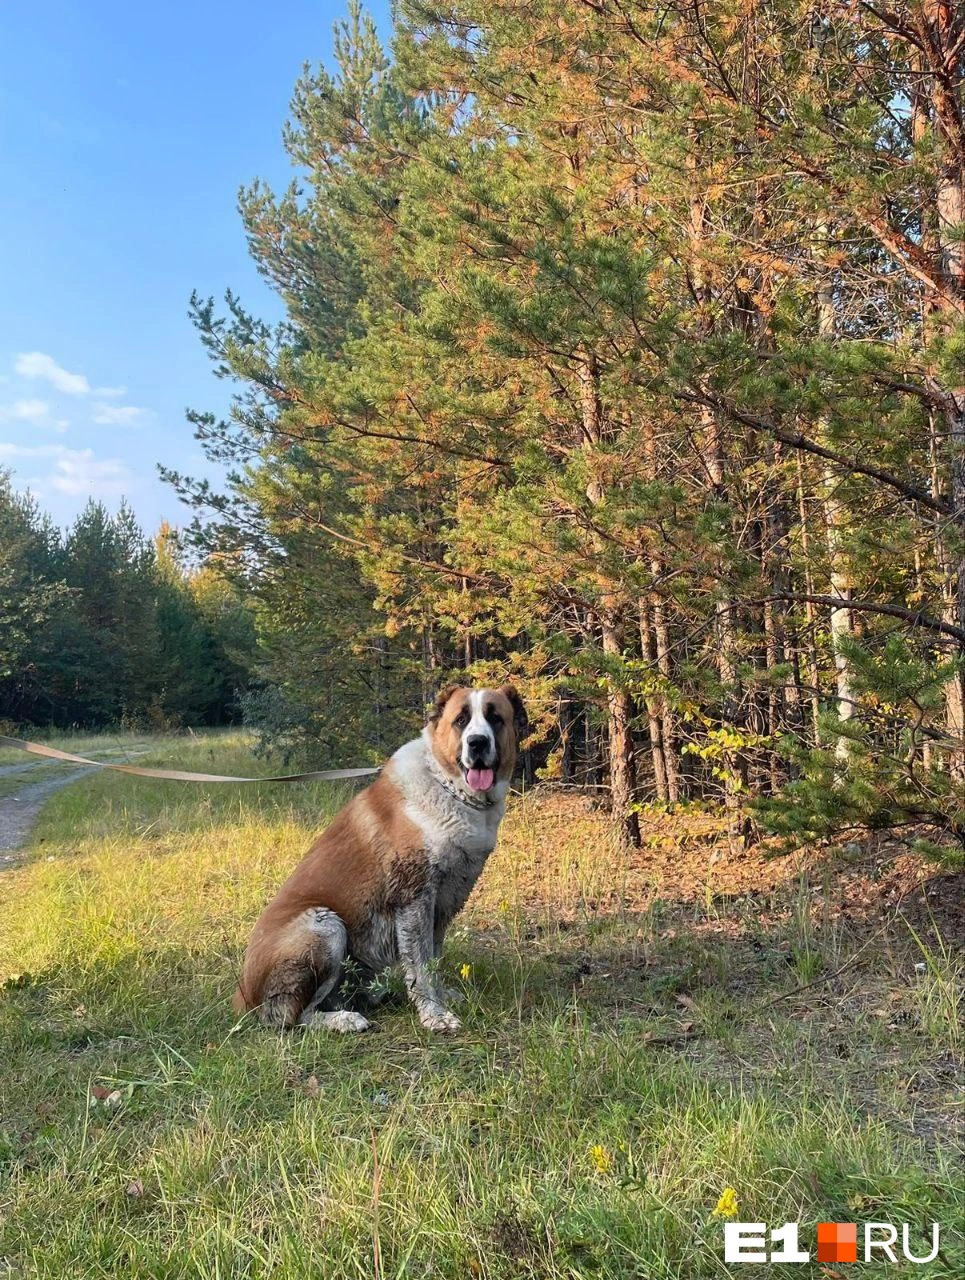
[0, 736, 381, 784]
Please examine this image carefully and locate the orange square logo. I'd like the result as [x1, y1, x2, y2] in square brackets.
[817, 1222, 858, 1263]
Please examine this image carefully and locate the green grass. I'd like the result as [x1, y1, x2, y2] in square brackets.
[0, 727, 162, 768]
[0, 731, 961, 1278]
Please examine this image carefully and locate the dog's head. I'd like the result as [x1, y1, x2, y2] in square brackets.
[426, 685, 527, 797]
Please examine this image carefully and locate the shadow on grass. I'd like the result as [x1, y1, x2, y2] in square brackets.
[2, 884, 962, 1280]
[2, 863, 958, 1098]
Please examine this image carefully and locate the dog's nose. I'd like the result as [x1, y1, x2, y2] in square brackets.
[466, 734, 490, 758]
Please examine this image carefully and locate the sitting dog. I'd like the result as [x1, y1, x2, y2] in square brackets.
[233, 685, 526, 1033]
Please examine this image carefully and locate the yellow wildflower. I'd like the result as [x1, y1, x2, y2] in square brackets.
[590, 1144, 611, 1174]
[460, 963, 471, 981]
[713, 1187, 738, 1219]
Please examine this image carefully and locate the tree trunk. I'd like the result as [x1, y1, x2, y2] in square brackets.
[687, 145, 749, 831]
[639, 599, 669, 802]
[796, 453, 823, 741]
[638, 416, 682, 803]
[580, 351, 641, 847]
[560, 694, 576, 783]
[934, 399, 965, 782]
[761, 459, 790, 791]
[920, 0, 965, 781]
[651, 591, 682, 802]
[699, 400, 750, 822]
[824, 465, 856, 764]
[601, 610, 642, 847]
[815, 227, 855, 765]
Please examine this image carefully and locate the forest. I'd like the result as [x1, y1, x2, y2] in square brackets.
[6, 0, 963, 853]
[0, 473, 253, 729]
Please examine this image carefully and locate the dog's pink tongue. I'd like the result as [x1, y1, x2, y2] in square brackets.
[466, 767, 494, 792]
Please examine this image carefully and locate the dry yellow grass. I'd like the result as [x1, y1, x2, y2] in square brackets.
[0, 731, 961, 1278]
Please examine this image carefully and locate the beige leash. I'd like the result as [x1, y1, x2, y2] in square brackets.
[0, 735, 380, 784]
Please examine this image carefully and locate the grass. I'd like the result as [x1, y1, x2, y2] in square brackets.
[0, 727, 161, 768]
[0, 730, 961, 1278]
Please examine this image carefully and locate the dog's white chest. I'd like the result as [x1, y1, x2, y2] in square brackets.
[391, 737, 507, 915]
[406, 794, 500, 861]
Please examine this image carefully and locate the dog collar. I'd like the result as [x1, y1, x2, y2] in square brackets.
[429, 761, 497, 811]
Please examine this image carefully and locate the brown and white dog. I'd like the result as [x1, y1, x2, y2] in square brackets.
[233, 685, 526, 1033]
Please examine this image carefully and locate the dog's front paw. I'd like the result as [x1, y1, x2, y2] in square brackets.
[419, 1007, 462, 1033]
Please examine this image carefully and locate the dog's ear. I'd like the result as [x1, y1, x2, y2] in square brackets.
[427, 685, 460, 726]
[500, 685, 528, 738]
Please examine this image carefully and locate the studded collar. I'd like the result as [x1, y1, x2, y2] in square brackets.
[427, 756, 498, 811]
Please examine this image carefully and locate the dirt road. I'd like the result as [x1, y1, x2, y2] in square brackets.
[0, 762, 92, 863]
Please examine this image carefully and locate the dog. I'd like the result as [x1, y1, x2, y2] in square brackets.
[233, 684, 526, 1033]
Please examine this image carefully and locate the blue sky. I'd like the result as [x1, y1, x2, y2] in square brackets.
[0, 1, 392, 532]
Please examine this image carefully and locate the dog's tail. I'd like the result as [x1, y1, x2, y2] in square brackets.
[232, 985, 250, 1015]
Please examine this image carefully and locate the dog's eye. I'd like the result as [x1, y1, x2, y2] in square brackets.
[454, 710, 470, 729]
[487, 711, 503, 727]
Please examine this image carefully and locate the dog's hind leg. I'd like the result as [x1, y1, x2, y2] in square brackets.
[298, 951, 373, 1032]
[300, 1008, 371, 1032]
[258, 908, 364, 1031]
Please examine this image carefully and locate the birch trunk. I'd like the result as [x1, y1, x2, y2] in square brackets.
[924, 0, 965, 781]
[796, 454, 823, 740]
[639, 599, 669, 802]
[910, 0, 965, 781]
[651, 590, 682, 803]
[815, 229, 855, 765]
[638, 416, 682, 803]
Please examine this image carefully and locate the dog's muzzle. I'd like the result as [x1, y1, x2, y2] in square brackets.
[463, 733, 497, 792]
[464, 734, 494, 767]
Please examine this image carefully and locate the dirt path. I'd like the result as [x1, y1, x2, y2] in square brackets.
[0, 767, 93, 863]
[0, 745, 154, 864]
[0, 760, 47, 780]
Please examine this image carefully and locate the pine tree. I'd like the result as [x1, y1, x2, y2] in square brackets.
[169, 0, 963, 847]
[0, 479, 255, 731]
[0, 471, 67, 722]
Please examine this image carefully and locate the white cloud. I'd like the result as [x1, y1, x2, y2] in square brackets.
[0, 443, 65, 460]
[0, 442, 134, 500]
[94, 385, 127, 398]
[49, 451, 132, 496]
[14, 351, 91, 396]
[12, 398, 51, 421]
[0, 399, 69, 431]
[0, 398, 50, 422]
[92, 402, 147, 425]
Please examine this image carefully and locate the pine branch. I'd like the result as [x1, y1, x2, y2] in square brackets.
[676, 389, 956, 519]
[765, 592, 965, 645]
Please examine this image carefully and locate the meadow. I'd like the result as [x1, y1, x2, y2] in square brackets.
[0, 731, 961, 1278]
